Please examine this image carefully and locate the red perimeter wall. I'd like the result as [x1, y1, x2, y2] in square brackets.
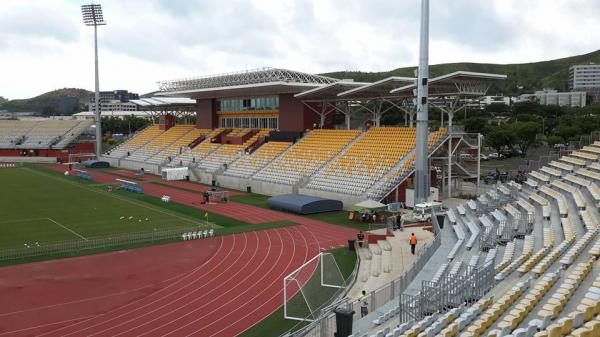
[0, 143, 95, 161]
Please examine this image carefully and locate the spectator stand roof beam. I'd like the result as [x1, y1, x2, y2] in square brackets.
[129, 97, 197, 123]
[335, 77, 417, 127]
[389, 71, 506, 200]
[293, 80, 369, 129]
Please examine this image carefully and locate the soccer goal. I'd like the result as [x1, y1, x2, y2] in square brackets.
[283, 251, 347, 321]
[68, 153, 96, 164]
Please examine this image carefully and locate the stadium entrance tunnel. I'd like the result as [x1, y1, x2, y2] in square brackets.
[267, 193, 343, 215]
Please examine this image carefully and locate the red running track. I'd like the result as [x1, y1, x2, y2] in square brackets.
[0, 165, 358, 336]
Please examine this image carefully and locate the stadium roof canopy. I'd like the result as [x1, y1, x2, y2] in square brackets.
[158, 67, 339, 99]
[390, 71, 507, 97]
[337, 77, 416, 100]
[293, 80, 370, 101]
[130, 97, 196, 107]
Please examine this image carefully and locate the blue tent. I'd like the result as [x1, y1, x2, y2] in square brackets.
[267, 194, 342, 214]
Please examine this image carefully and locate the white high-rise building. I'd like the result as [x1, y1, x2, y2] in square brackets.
[569, 64, 600, 103]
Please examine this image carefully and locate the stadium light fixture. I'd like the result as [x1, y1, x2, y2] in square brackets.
[81, 3, 106, 159]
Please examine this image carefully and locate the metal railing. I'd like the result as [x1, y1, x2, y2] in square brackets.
[0, 224, 211, 262]
[283, 213, 442, 337]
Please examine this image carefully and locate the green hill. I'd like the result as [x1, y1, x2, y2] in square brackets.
[0, 88, 92, 115]
[323, 49, 600, 95]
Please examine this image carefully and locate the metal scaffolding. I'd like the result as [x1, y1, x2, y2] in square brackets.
[399, 261, 494, 323]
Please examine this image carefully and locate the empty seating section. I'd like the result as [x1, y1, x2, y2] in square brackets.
[540, 166, 561, 178]
[172, 128, 224, 166]
[496, 235, 534, 281]
[0, 119, 94, 149]
[561, 228, 598, 267]
[0, 120, 39, 147]
[538, 185, 568, 217]
[224, 141, 292, 178]
[198, 129, 272, 172]
[463, 281, 530, 336]
[571, 150, 598, 161]
[549, 160, 574, 173]
[562, 156, 586, 167]
[306, 127, 416, 195]
[365, 128, 447, 199]
[589, 162, 600, 172]
[253, 129, 360, 185]
[530, 170, 551, 183]
[54, 120, 94, 148]
[578, 168, 600, 182]
[496, 241, 515, 272]
[495, 273, 557, 334]
[127, 125, 195, 161]
[536, 260, 594, 324]
[525, 179, 539, 189]
[108, 125, 164, 158]
[20, 119, 80, 148]
[552, 179, 587, 209]
[529, 192, 551, 218]
[582, 145, 600, 155]
[355, 146, 600, 337]
[147, 128, 212, 164]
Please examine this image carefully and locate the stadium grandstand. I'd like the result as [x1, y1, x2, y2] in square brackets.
[101, 67, 504, 207]
[328, 136, 600, 337]
[0, 118, 94, 160]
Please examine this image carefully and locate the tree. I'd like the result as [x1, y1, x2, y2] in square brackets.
[546, 135, 564, 146]
[512, 122, 540, 154]
[485, 126, 515, 154]
[464, 117, 488, 134]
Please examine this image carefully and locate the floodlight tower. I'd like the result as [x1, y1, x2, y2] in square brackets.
[414, 0, 430, 205]
[82, 3, 106, 159]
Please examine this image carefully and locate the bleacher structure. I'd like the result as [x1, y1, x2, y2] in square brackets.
[0, 119, 93, 149]
[343, 141, 600, 337]
[107, 125, 451, 204]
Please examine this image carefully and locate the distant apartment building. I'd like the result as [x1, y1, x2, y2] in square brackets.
[480, 95, 511, 107]
[88, 90, 139, 112]
[569, 64, 600, 103]
[518, 89, 587, 107]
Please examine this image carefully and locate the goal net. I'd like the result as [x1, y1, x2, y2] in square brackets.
[208, 190, 228, 203]
[283, 252, 347, 321]
[68, 153, 96, 164]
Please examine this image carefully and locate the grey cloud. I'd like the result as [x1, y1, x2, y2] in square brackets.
[431, 1, 517, 51]
[0, 5, 79, 50]
[101, 0, 281, 66]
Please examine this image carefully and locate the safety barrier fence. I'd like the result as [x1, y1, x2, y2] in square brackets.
[0, 223, 211, 262]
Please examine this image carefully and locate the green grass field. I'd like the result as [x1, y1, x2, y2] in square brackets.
[0, 166, 212, 247]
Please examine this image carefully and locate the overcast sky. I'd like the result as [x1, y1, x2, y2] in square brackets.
[1, 0, 599, 99]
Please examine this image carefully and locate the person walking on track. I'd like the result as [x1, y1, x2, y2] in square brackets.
[409, 233, 417, 255]
[359, 290, 369, 317]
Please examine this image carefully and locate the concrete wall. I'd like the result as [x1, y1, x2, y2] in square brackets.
[217, 174, 252, 191]
[250, 179, 295, 196]
[189, 168, 214, 185]
[99, 156, 120, 167]
[118, 159, 161, 175]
